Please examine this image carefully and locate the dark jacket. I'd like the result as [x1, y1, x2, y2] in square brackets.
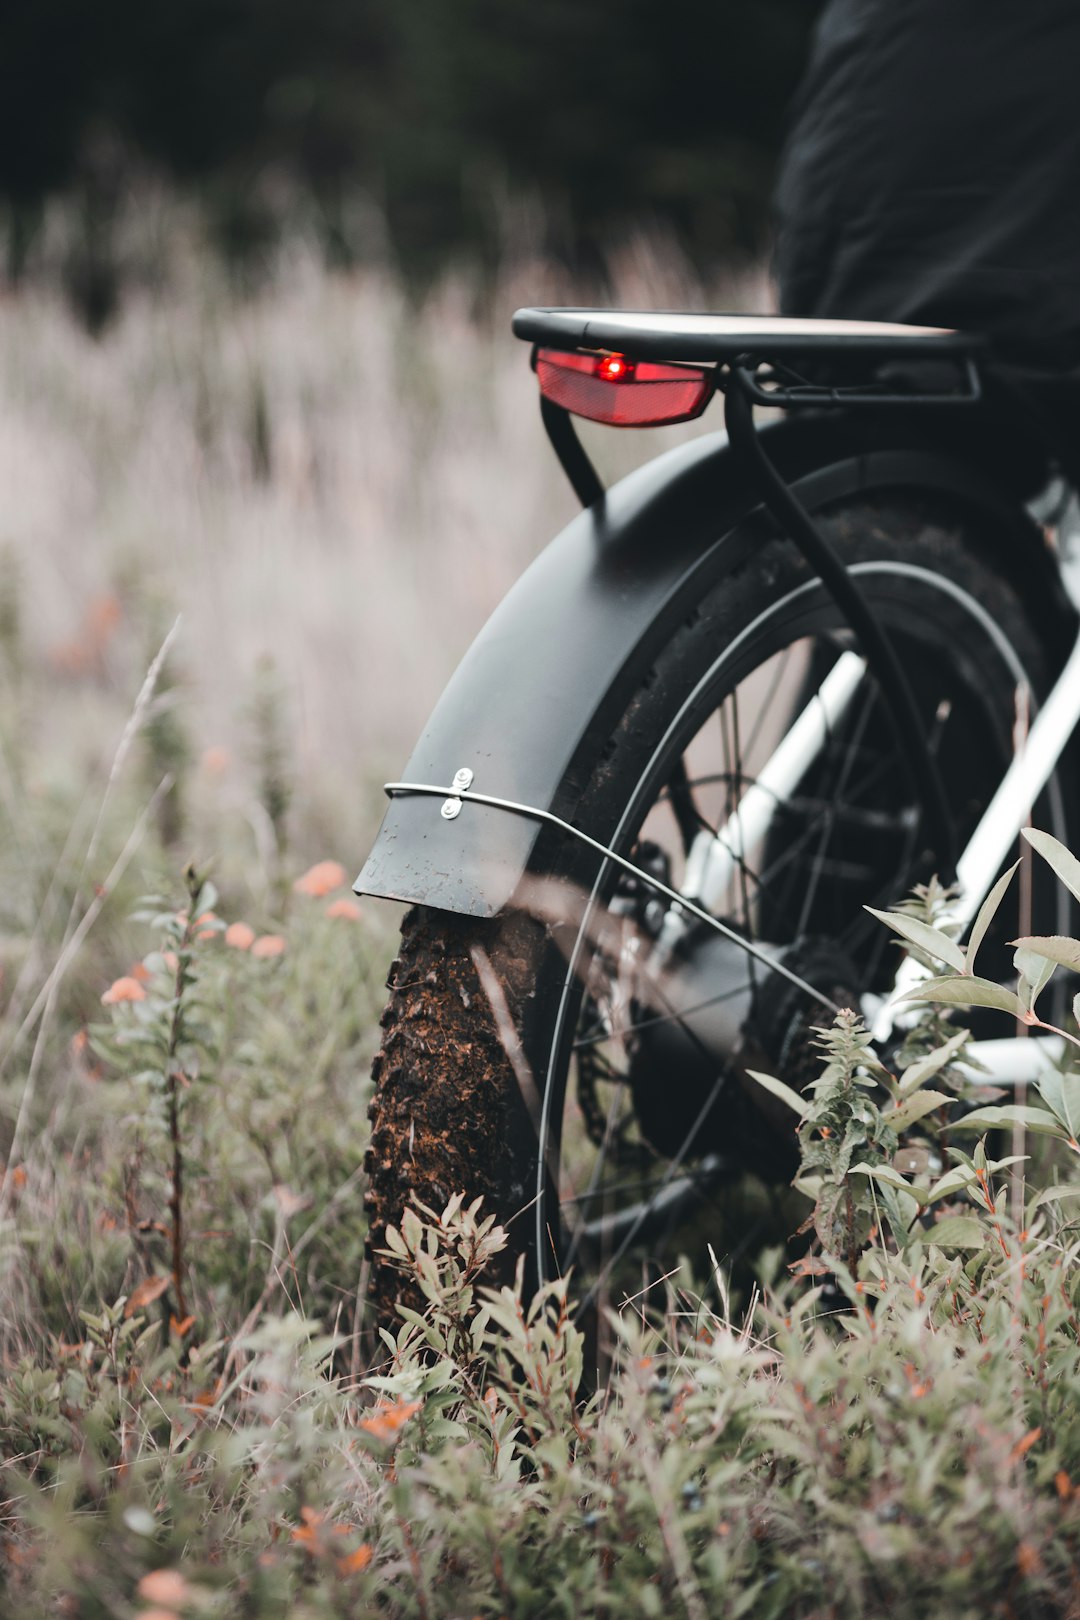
[774, 0, 1080, 368]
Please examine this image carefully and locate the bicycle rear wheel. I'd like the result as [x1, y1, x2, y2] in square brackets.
[365, 496, 1071, 1325]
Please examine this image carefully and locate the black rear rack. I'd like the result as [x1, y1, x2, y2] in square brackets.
[511, 307, 983, 364]
[513, 308, 981, 869]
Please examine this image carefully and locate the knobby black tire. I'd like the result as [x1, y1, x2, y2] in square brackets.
[364, 497, 1071, 1328]
[365, 907, 546, 1326]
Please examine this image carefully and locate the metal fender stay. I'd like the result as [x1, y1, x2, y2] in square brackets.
[355, 413, 1064, 919]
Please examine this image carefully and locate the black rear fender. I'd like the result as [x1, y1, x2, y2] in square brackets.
[356, 411, 1073, 918]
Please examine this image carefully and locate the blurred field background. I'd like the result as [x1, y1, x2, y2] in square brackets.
[0, 0, 810, 1041]
[0, 212, 771, 867]
[0, 10, 818, 1606]
[0, 0, 814, 842]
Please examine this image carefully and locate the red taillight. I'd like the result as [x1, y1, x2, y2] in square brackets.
[536, 348, 711, 427]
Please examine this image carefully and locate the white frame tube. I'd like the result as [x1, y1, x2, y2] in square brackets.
[872, 622, 1080, 1039]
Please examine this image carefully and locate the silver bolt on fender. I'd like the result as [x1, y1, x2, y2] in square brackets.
[441, 764, 475, 817]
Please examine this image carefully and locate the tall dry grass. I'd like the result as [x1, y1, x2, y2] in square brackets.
[0, 216, 770, 858]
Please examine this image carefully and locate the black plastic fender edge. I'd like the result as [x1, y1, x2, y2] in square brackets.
[355, 411, 1072, 918]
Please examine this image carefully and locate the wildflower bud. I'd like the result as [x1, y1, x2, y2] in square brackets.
[101, 976, 147, 1005]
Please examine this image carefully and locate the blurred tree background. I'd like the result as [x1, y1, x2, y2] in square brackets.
[0, 0, 819, 327]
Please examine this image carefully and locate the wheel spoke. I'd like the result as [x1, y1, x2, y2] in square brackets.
[665, 756, 702, 856]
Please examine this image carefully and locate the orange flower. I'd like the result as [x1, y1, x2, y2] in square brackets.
[251, 934, 286, 959]
[289, 1509, 370, 1571]
[788, 1254, 829, 1280]
[358, 1397, 422, 1443]
[293, 860, 347, 898]
[102, 976, 147, 1005]
[336, 1544, 373, 1576]
[137, 1569, 190, 1607]
[125, 1275, 170, 1316]
[224, 921, 256, 950]
[326, 897, 362, 921]
[291, 1506, 325, 1552]
[130, 961, 151, 985]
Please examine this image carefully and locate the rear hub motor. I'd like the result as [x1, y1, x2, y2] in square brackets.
[627, 923, 860, 1177]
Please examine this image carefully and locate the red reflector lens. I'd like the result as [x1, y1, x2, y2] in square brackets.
[536, 349, 711, 427]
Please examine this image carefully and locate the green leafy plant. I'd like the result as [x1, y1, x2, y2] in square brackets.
[873, 828, 1080, 1156]
[92, 863, 223, 1336]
